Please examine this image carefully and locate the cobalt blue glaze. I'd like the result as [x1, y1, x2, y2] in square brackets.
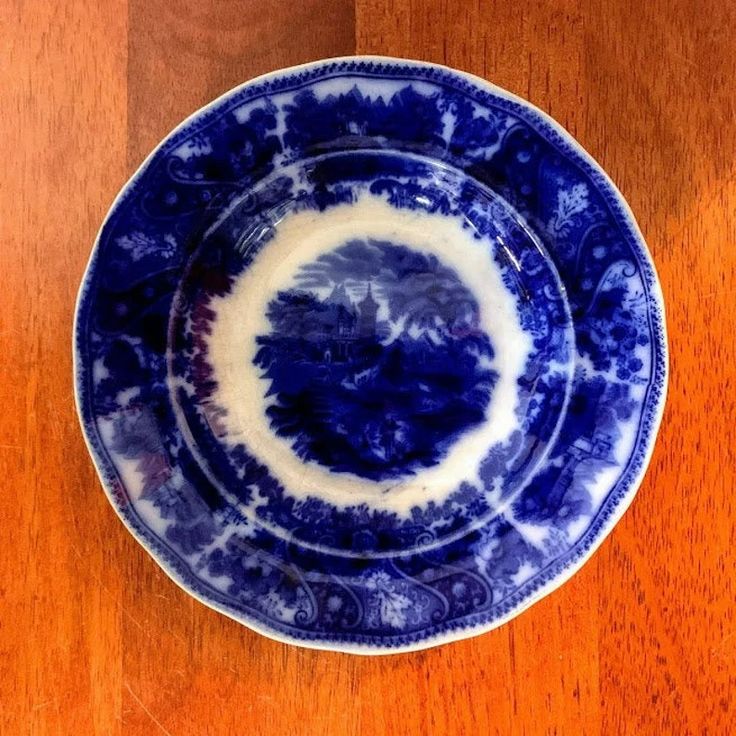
[75, 57, 667, 652]
[254, 239, 497, 481]
[167, 148, 572, 555]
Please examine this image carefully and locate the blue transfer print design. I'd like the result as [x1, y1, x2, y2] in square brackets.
[166, 156, 572, 555]
[75, 59, 667, 652]
[254, 239, 497, 481]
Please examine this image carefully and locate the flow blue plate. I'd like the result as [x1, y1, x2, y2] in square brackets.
[75, 57, 667, 653]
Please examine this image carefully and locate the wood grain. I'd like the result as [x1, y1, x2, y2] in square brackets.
[1, 0, 734, 733]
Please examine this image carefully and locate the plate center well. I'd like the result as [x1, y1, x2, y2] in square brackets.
[168, 151, 574, 553]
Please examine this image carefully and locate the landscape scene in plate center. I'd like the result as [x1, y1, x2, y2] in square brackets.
[253, 239, 498, 481]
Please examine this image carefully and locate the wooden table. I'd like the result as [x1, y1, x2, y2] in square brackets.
[2, 1, 734, 733]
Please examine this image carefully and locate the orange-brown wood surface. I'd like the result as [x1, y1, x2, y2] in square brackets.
[2, 1, 734, 733]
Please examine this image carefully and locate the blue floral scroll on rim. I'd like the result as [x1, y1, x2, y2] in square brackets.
[74, 57, 667, 653]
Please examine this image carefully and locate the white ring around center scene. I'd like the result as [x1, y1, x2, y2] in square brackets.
[203, 195, 533, 515]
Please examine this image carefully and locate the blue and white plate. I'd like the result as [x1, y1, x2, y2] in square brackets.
[75, 57, 667, 653]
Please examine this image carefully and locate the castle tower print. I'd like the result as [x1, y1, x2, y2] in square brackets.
[254, 239, 498, 481]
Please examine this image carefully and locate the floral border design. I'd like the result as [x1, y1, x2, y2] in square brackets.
[74, 57, 667, 652]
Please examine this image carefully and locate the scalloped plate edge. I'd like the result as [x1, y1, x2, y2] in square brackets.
[73, 55, 669, 655]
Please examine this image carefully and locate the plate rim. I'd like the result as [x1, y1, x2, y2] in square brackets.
[73, 54, 669, 655]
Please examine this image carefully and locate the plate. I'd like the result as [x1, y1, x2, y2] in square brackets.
[74, 57, 667, 653]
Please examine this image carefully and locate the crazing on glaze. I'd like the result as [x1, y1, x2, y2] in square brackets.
[75, 58, 666, 652]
